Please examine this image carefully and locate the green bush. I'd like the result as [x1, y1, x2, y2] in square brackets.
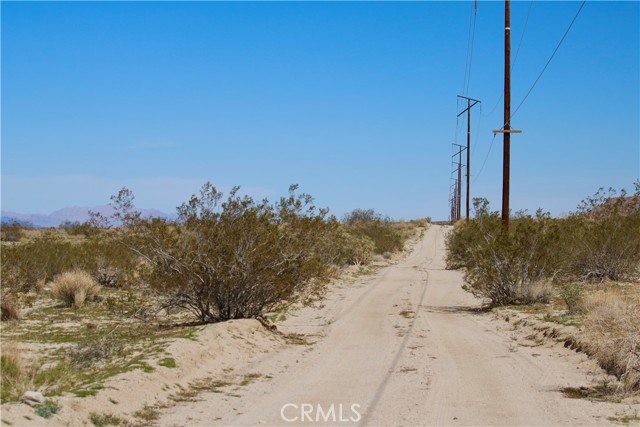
[342, 209, 406, 255]
[1, 233, 76, 292]
[559, 187, 640, 282]
[0, 233, 138, 294]
[334, 229, 375, 266]
[35, 400, 60, 419]
[560, 283, 584, 314]
[104, 184, 339, 323]
[444, 201, 493, 270]
[447, 184, 640, 307]
[447, 200, 560, 306]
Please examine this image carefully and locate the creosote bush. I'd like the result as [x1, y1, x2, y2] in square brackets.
[1, 233, 138, 294]
[51, 270, 101, 308]
[447, 199, 559, 306]
[342, 208, 406, 255]
[559, 187, 640, 283]
[447, 184, 640, 308]
[103, 184, 343, 323]
[445, 184, 640, 396]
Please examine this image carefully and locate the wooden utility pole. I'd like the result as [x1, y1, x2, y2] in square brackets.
[467, 100, 471, 221]
[493, 0, 522, 231]
[451, 143, 466, 223]
[457, 96, 481, 221]
[502, 0, 511, 231]
[457, 147, 463, 220]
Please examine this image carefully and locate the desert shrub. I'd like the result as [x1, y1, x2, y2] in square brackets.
[280, 223, 375, 268]
[103, 184, 338, 323]
[560, 283, 584, 314]
[582, 287, 640, 394]
[343, 208, 380, 224]
[444, 199, 494, 270]
[81, 239, 139, 288]
[51, 270, 101, 308]
[35, 400, 60, 419]
[0, 233, 75, 292]
[89, 412, 129, 427]
[1, 348, 30, 402]
[559, 187, 640, 282]
[0, 233, 138, 294]
[1, 295, 21, 321]
[449, 200, 561, 306]
[0, 346, 73, 403]
[342, 208, 406, 255]
[519, 281, 555, 304]
[410, 217, 431, 227]
[1, 221, 25, 242]
[337, 231, 375, 266]
[70, 334, 125, 369]
[59, 220, 94, 236]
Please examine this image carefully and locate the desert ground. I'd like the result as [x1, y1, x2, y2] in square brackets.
[2, 225, 639, 426]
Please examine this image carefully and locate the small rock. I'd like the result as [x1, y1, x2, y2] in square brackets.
[22, 391, 45, 406]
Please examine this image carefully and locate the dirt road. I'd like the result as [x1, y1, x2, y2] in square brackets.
[158, 225, 633, 426]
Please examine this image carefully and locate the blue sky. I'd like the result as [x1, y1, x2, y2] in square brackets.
[2, 1, 638, 220]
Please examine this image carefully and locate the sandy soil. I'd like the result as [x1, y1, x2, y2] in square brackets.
[2, 225, 638, 426]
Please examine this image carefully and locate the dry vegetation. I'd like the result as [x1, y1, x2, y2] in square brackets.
[582, 286, 640, 394]
[445, 183, 640, 396]
[0, 183, 428, 412]
[50, 271, 101, 308]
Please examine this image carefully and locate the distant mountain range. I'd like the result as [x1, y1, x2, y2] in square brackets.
[1, 205, 173, 228]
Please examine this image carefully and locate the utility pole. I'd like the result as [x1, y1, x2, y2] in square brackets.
[492, 0, 521, 231]
[450, 143, 466, 223]
[502, 0, 511, 231]
[457, 96, 481, 221]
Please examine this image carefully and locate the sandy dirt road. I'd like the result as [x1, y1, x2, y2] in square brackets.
[158, 225, 635, 426]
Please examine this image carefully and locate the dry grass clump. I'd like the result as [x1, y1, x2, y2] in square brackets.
[51, 270, 101, 308]
[0, 345, 31, 402]
[519, 281, 555, 304]
[1, 295, 21, 321]
[582, 285, 640, 394]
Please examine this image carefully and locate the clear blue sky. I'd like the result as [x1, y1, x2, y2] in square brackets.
[2, 1, 638, 220]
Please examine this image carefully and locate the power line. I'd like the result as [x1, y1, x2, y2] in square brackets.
[512, 0, 535, 72]
[462, 2, 478, 96]
[484, 0, 534, 119]
[507, 0, 587, 126]
[473, 133, 496, 184]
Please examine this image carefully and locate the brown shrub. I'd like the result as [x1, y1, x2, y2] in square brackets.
[520, 281, 555, 304]
[50, 270, 101, 308]
[0, 345, 30, 402]
[70, 334, 125, 369]
[582, 286, 640, 394]
[0, 296, 21, 321]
